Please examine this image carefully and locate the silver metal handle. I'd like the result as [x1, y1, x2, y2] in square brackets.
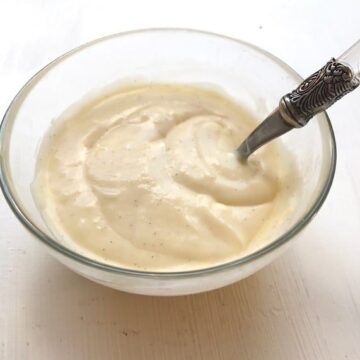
[237, 40, 360, 161]
[279, 58, 359, 128]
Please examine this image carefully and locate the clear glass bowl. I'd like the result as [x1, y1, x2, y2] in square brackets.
[0, 29, 336, 295]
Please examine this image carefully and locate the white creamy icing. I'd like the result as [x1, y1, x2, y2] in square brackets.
[33, 84, 298, 271]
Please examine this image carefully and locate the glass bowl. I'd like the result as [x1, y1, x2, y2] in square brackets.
[0, 29, 336, 296]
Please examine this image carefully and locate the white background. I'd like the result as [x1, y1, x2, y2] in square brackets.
[1, 1, 360, 359]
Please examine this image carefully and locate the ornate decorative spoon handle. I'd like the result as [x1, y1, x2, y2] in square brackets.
[237, 40, 360, 161]
[279, 58, 359, 128]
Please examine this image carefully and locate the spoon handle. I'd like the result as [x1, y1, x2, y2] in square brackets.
[237, 40, 360, 161]
[279, 41, 360, 128]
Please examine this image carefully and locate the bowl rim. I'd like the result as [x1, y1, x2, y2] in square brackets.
[0, 28, 337, 279]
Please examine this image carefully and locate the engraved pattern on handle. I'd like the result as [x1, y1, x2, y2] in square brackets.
[279, 58, 360, 127]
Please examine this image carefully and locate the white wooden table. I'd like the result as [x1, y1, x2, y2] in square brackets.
[1, 1, 360, 359]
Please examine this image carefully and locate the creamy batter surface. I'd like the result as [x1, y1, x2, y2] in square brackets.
[33, 84, 298, 271]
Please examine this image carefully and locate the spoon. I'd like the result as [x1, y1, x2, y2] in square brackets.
[237, 40, 360, 161]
